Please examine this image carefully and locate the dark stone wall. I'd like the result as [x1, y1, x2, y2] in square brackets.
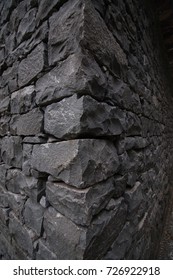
[0, 0, 173, 259]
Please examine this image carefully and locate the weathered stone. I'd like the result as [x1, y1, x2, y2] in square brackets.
[0, 188, 9, 208]
[0, 96, 10, 113]
[0, 114, 10, 136]
[2, 62, 19, 92]
[24, 198, 44, 235]
[32, 139, 119, 188]
[17, 8, 37, 44]
[10, 86, 35, 114]
[48, 0, 127, 75]
[43, 207, 86, 259]
[44, 94, 123, 139]
[0, 207, 10, 225]
[0, 164, 8, 188]
[36, 239, 57, 260]
[22, 144, 33, 176]
[8, 192, 26, 219]
[36, 0, 64, 25]
[46, 177, 116, 225]
[84, 198, 127, 259]
[18, 43, 46, 87]
[1, 136, 22, 168]
[9, 212, 34, 256]
[35, 53, 106, 106]
[23, 176, 46, 203]
[6, 169, 26, 194]
[10, 108, 43, 136]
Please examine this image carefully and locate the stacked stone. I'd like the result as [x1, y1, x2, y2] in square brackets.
[0, 0, 173, 260]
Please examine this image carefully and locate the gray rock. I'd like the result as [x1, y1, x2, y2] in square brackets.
[22, 144, 33, 176]
[9, 212, 34, 256]
[84, 198, 127, 259]
[24, 198, 44, 235]
[8, 192, 26, 219]
[10, 86, 35, 114]
[6, 169, 26, 194]
[32, 139, 119, 188]
[0, 114, 10, 136]
[36, 239, 57, 260]
[46, 177, 116, 225]
[44, 94, 123, 139]
[35, 53, 106, 106]
[0, 164, 8, 188]
[0, 96, 10, 113]
[10, 108, 43, 136]
[0, 188, 9, 208]
[18, 43, 46, 87]
[23, 136, 47, 144]
[43, 207, 86, 259]
[17, 8, 37, 44]
[1, 136, 22, 168]
[0, 208, 10, 225]
[2, 62, 19, 92]
[36, 0, 63, 25]
[48, 0, 127, 75]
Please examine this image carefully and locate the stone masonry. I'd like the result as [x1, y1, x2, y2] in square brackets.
[0, 0, 173, 259]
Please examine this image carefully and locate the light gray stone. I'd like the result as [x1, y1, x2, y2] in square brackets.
[32, 139, 119, 188]
[10, 108, 43, 136]
[36, 53, 106, 106]
[10, 86, 35, 114]
[18, 43, 46, 87]
[46, 177, 116, 225]
[1, 136, 22, 168]
[0, 96, 10, 113]
[44, 94, 123, 139]
[24, 198, 44, 235]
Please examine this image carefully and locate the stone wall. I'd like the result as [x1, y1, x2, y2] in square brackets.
[0, 0, 173, 260]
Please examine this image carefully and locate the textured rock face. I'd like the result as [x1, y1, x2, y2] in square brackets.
[32, 139, 119, 188]
[0, 0, 173, 261]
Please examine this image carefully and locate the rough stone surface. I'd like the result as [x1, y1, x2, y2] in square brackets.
[32, 139, 119, 188]
[44, 94, 123, 139]
[18, 43, 46, 87]
[0, 0, 173, 261]
[10, 108, 43, 136]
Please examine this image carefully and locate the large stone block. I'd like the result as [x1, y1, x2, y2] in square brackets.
[32, 139, 119, 188]
[44, 94, 123, 139]
[35, 53, 106, 106]
[10, 86, 35, 114]
[18, 43, 46, 87]
[10, 108, 43, 136]
[43, 198, 127, 259]
[23, 198, 44, 235]
[48, 0, 127, 76]
[46, 177, 116, 225]
[1, 136, 22, 168]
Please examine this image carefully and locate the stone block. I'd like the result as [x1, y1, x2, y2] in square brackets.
[36, 239, 57, 260]
[17, 8, 37, 44]
[24, 198, 44, 235]
[10, 108, 43, 136]
[0, 96, 10, 113]
[48, 0, 127, 76]
[36, 0, 63, 25]
[44, 94, 123, 139]
[6, 169, 26, 194]
[0, 114, 10, 136]
[46, 177, 116, 225]
[0, 164, 8, 188]
[32, 139, 119, 188]
[43, 207, 86, 259]
[18, 43, 46, 87]
[84, 198, 127, 259]
[35, 53, 106, 106]
[1, 136, 22, 168]
[10, 86, 35, 114]
[8, 192, 26, 219]
[9, 212, 34, 256]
